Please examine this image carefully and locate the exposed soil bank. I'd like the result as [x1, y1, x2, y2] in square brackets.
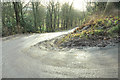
[58, 35, 120, 49]
[35, 34, 120, 51]
[45, 15, 120, 49]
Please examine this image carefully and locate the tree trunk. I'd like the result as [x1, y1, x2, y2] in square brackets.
[32, 2, 37, 31]
[13, 2, 20, 33]
[20, 3, 26, 33]
[54, 9, 56, 31]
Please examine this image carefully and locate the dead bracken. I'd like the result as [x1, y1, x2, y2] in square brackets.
[55, 15, 120, 49]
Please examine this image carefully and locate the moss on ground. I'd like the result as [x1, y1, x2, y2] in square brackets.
[57, 15, 120, 46]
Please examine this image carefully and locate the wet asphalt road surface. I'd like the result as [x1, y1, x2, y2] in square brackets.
[2, 29, 118, 78]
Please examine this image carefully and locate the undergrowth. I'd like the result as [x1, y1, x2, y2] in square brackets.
[57, 15, 120, 45]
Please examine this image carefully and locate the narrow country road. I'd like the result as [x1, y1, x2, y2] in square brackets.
[2, 28, 118, 78]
